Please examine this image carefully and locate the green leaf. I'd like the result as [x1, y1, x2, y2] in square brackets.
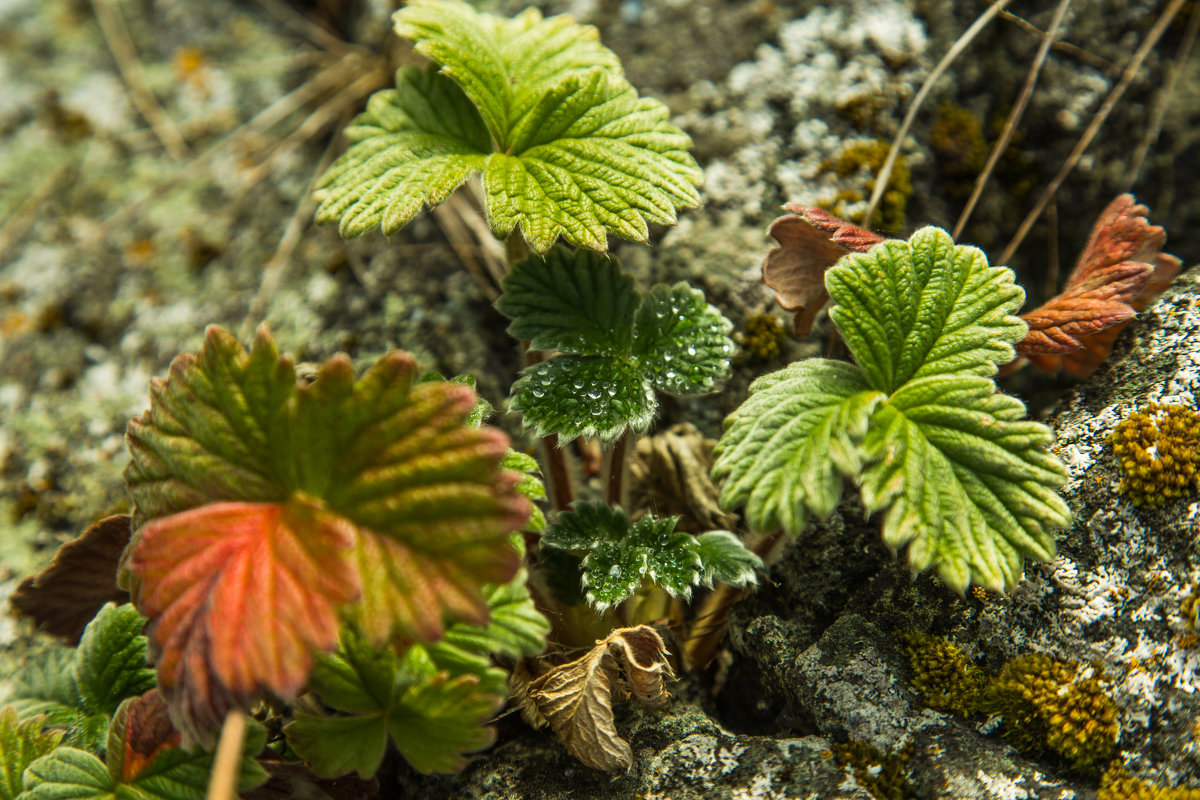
[394, 0, 622, 145]
[314, 66, 489, 240]
[287, 626, 506, 778]
[318, 2, 701, 253]
[543, 502, 713, 610]
[500, 450, 546, 532]
[481, 68, 701, 253]
[5, 650, 105, 754]
[21, 748, 114, 800]
[74, 604, 155, 717]
[496, 248, 638, 355]
[510, 356, 655, 442]
[859, 376, 1070, 592]
[693, 531, 762, 588]
[440, 573, 550, 661]
[632, 283, 734, 395]
[0, 709, 62, 800]
[418, 373, 493, 428]
[712, 359, 884, 534]
[124, 326, 529, 742]
[826, 227, 1027, 393]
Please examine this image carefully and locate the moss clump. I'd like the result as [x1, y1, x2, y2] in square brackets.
[1099, 765, 1200, 799]
[983, 653, 1119, 774]
[821, 139, 911, 234]
[898, 632, 987, 717]
[929, 104, 987, 200]
[1109, 404, 1200, 508]
[831, 741, 915, 800]
[735, 313, 787, 362]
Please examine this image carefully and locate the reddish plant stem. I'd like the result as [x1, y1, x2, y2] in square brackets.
[605, 432, 629, 509]
[521, 346, 575, 511]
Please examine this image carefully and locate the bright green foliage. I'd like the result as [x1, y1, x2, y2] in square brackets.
[123, 325, 529, 742]
[541, 501, 761, 611]
[19, 716, 266, 800]
[5, 605, 153, 754]
[498, 248, 733, 442]
[713, 227, 1070, 593]
[0, 710, 62, 800]
[314, 0, 702, 253]
[287, 573, 547, 777]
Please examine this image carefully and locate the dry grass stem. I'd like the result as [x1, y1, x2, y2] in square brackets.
[204, 708, 247, 800]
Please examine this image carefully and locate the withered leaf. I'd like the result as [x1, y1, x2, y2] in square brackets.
[1019, 194, 1182, 375]
[629, 423, 736, 533]
[762, 204, 886, 336]
[111, 689, 181, 783]
[514, 625, 673, 773]
[10, 515, 131, 644]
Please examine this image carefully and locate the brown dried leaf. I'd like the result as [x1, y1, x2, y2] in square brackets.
[762, 205, 886, 336]
[1019, 195, 1182, 374]
[516, 625, 674, 773]
[113, 689, 182, 783]
[629, 423, 737, 533]
[10, 515, 131, 643]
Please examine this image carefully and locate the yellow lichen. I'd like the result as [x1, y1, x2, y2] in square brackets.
[983, 653, 1119, 774]
[898, 632, 987, 717]
[831, 741, 915, 800]
[1109, 404, 1200, 508]
[820, 139, 911, 234]
[1099, 764, 1200, 800]
[735, 313, 787, 362]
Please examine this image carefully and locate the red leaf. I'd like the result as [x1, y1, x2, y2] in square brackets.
[10, 515, 131, 644]
[762, 205, 886, 336]
[116, 690, 181, 783]
[1019, 195, 1182, 375]
[131, 501, 359, 742]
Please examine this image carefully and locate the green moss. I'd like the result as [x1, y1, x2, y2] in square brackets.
[1109, 404, 1200, 508]
[1100, 765, 1200, 800]
[821, 140, 911, 234]
[982, 653, 1119, 775]
[734, 313, 787, 362]
[929, 104, 987, 201]
[898, 632, 987, 717]
[831, 741, 915, 800]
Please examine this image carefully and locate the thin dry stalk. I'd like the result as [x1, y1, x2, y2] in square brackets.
[953, 0, 1072, 241]
[998, 0, 1187, 265]
[432, 191, 504, 302]
[1121, 0, 1200, 192]
[0, 164, 75, 255]
[204, 708, 247, 800]
[91, 0, 191, 161]
[996, 7, 1116, 74]
[863, 0, 1013, 230]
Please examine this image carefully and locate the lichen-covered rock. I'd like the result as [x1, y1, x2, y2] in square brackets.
[397, 700, 877, 800]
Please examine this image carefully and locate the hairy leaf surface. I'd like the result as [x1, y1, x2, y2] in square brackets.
[317, 1, 701, 252]
[510, 356, 655, 442]
[124, 326, 528, 742]
[712, 360, 882, 534]
[632, 284, 734, 396]
[542, 502, 758, 610]
[827, 226, 1026, 392]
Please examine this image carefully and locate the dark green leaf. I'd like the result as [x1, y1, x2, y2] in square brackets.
[510, 356, 654, 442]
[632, 283, 734, 396]
[692, 531, 761, 588]
[74, 604, 155, 717]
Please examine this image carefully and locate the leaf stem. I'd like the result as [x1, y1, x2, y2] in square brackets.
[204, 708, 246, 800]
[605, 432, 630, 509]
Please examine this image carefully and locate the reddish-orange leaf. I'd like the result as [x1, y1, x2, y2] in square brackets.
[130, 500, 359, 742]
[1019, 195, 1182, 374]
[762, 205, 886, 336]
[114, 689, 181, 783]
[10, 515, 132, 644]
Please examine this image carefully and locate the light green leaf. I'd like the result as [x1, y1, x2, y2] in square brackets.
[510, 356, 655, 442]
[826, 227, 1027, 393]
[0, 709, 62, 800]
[482, 68, 701, 253]
[319, 2, 701, 253]
[693, 532, 762, 589]
[859, 376, 1070, 593]
[314, 66, 490, 239]
[496, 248, 638, 355]
[74, 604, 155, 718]
[441, 574, 550, 661]
[712, 359, 884, 534]
[500, 450, 546, 532]
[20, 748, 114, 800]
[632, 283, 734, 395]
[394, 0, 622, 144]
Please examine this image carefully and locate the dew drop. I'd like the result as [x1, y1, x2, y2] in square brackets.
[686, 345, 697, 356]
[572, 379, 584, 389]
[531, 388, 545, 398]
[608, 564, 621, 577]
